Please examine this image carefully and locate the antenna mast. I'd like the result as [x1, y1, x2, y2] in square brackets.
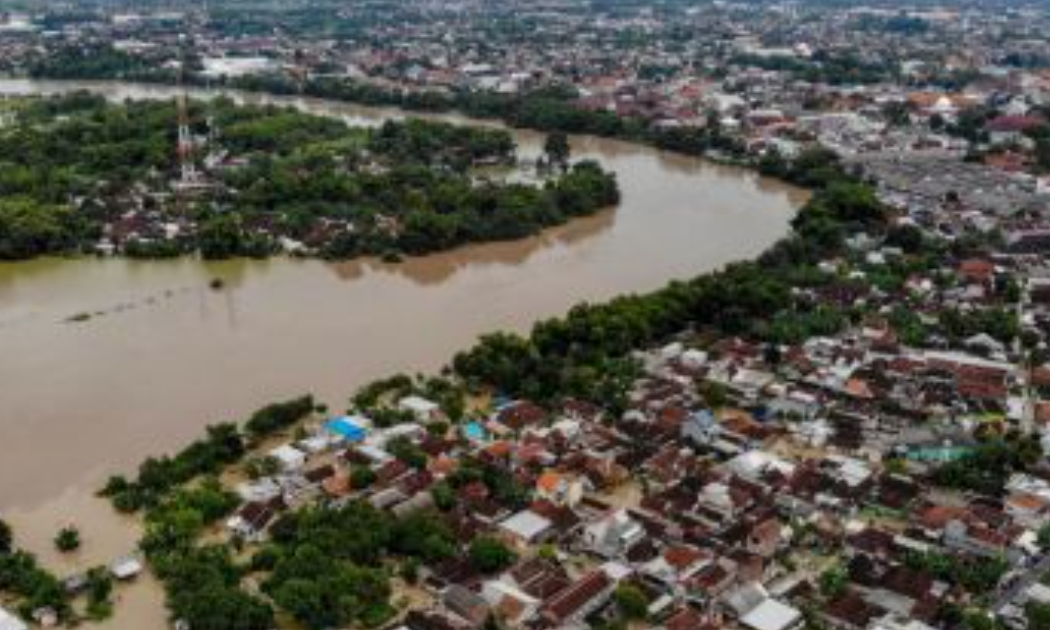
[176, 34, 198, 188]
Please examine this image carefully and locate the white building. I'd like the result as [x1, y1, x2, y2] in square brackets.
[268, 445, 306, 472]
[0, 608, 26, 630]
[399, 395, 441, 422]
[499, 510, 554, 548]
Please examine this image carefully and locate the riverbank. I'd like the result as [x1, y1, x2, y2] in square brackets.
[0, 79, 805, 630]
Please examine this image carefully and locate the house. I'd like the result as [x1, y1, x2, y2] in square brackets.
[943, 518, 1022, 561]
[481, 579, 542, 627]
[504, 557, 571, 600]
[499, 510, 555, 548]
[869, 614, 939, 630]
[442, 584, 490, 627]
[326, 416, 368, 443]
[746, 517, 784, 558]
[986, 115, 1044, 145]
[494, 401, 548, 434]
[269, 444, 307, 471]
[682, 410, 720, 447]
[400, 395, 441, 422]
[535, 471, 587, 507]
[663, 605, 723, 630]
[642, 545, 714, 588]
[0, 607, 26, 630]
[726, 582, 803, 630]
[821, 591, 881, 630]
[226, 497, 283, 541]
[540, 570, 615, 626]
[740, 599, 803, 630]
[688, 558, 740, 600]
[235, 477, 282, 503]
[726, 451, 796, 484]
[1006, 492, 1050, 530]
[109, 556, 144, 581]
[583, 509, 646, 558]
[401, 611, 470, 630]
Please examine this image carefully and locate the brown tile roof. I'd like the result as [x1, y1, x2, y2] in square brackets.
[497, 402, 548, 431]
[542, 570, 612, 623]
[664, 545, 709, 571]
[824, 591, 881, 629]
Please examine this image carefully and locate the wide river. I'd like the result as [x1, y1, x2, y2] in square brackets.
[0, 79, 805, 628]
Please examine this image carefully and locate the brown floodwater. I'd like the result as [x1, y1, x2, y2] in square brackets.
[0, 79, 806, 629]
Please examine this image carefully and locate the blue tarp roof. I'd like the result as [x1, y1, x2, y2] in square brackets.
[462, 421, 487, 440]
[326, 417, 367, 442]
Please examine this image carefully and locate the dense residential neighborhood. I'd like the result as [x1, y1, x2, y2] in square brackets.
[5, 0, 1050, 630]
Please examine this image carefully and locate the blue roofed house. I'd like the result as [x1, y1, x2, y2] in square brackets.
[325, 416, 369, 443]
[462, 421, 489, 443]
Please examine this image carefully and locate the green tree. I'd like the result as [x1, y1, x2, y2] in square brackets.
[468, 536, 517, 574]
[0, 198, 79, 259]
[198, 214, 248, 260]
[1036, 137, 1050, 172]
[54, 526, 81, 553]
[819, 563, 848, 599]
[613, 583, 649, 620]
[544, 131, 571, 170]
[699, 381, 729, 409]
[84, 567, 114, 620]
[350, 466, 377, 489]
[1037, 524, 1050, 552]
[1030, 603, 1050, 630]
[0, 518, 11, 554]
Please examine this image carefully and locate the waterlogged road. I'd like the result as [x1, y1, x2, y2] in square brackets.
[0, 78, 806, 629]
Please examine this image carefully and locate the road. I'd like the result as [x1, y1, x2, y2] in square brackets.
[993, 552, 1050, 616]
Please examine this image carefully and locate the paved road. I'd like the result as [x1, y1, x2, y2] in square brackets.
[993, 553, 1050, 615]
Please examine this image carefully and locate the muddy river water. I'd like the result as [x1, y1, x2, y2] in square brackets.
[0, 79, 806, 628]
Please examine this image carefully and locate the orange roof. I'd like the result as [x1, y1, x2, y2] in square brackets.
[1008, 492, 1049, 513]
[497, 594, 528, 622]
[485, 440, 513, 458]
[1036, 401, 1050, 425]
[429, 454, 457, 477]
[322, 473, 351, 497]
[537, 471, 564, 493]
[917, 504, 966, 529]
[664, 545, 708, 571]
[845, 378, 875, 399]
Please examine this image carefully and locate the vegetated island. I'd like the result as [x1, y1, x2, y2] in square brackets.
[0, 92, 619, 261]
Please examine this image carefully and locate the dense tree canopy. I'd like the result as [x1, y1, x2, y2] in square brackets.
[0, 518, 11, 555]
[0, 197, 82, 260]
[258, 503, 458, 629]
